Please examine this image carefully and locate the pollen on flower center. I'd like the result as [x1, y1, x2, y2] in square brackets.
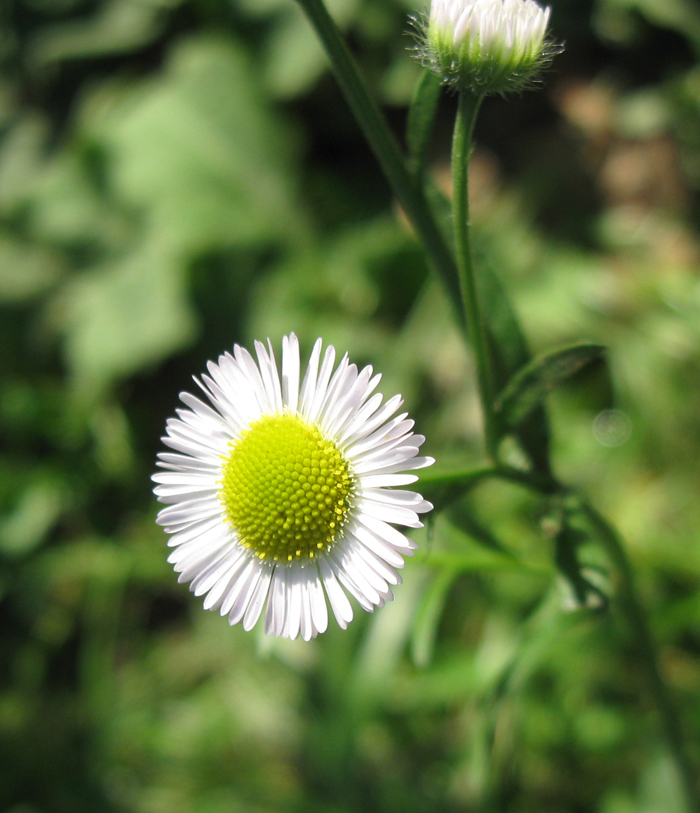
[219, 413, 355, 563]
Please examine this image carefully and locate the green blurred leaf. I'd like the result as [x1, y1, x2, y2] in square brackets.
[100, 36, 303, 253]
[40, 35, 311, 389]
[55, 237, 196, 390]
[406, 69, 441, 180]
[0, 476, 65, 557]
[0, 231, 64, 302]
[28, 0, 168, 68]
[0, 114, 48, 214]
[410, 568, 454, 667]
[554, 525, 609, 611]
[495, 342, 605, 429]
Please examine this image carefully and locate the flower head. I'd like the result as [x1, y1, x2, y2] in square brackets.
[153, 335, 433, 641]
[418, 0, 558, 94]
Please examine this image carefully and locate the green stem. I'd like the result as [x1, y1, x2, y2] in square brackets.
[574, 499, 698, 811]
[292, 0, 464, 328]
[452, 90, 499, 462]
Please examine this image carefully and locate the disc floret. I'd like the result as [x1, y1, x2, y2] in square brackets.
[220, 413, 355, 563]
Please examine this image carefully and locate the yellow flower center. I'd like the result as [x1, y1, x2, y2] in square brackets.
[219, 413, 355, 563]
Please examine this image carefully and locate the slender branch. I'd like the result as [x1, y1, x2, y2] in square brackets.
[575, 498, 699, 811]
[451, 90, 499, 461]
[292, 0, 464, 327]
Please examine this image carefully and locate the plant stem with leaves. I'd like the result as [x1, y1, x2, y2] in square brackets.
[290, 0, 698, 805]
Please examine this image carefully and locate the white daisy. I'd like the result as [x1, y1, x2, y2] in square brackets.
[152, 334, 434, 641]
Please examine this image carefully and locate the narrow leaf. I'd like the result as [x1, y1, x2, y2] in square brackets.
[411, 569, 455, 668]
[554, 525, 609, 611]
[407, 69, 442, 180]
[495, 343, 605, 429]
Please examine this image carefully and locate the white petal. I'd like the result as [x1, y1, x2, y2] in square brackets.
[351, 522, 407, 568]
[228, 560, 265, 625]
[265, 566, 287, 637]
[344, 394, 404, 447]
[352, 446, 421, 475]
[284, 566, 302, 641]
[202, 552, 250, 611]
[357, 514, 418, 553]
[254, 339, 283, 413]
[359, 473, 420, 488]
[157, 452, 219, 473]
[192, 548, 244, 597]
[242, 565, 274, 630]
[306, 345, 337, 422]
[308, 571, 329, 635]
[156, 497, 221, 527]
[344, 416, 414, 458]
[299, 338, 323, 416]
[356, 498, 423, 528]
[299, 580, 315, 641]
[361, 487, 431, 510]
[328, 546, 382, 609]
[349, 534, 402, 586]
[358, 455, 434, 477]
[165, 515, 225, 548]
[319, 557, 353, 629]
[220, 557, 259, 619]
[282, 333, 300, 412]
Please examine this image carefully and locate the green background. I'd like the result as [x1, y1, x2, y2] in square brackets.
[1, 0, 700, 810]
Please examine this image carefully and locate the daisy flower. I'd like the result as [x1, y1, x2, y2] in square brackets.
[152, 334, 434, 641]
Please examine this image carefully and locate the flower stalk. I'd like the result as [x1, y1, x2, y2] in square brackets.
[451, 89, 500, 461]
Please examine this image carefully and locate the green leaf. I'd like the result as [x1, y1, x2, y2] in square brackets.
[406, 69, 442, 180]
[495, 342, 605, 429]
[43, 36, 307, 391]
[27, 0, 164, 69]
[261, 0, 361, 98]
[554, 524, 609, 611]
[56, 237, 197, 392]
[411, 569, 454, 668]
[0, 475, 65, 557]
[100, 36, 303, 253]
[0, 231, 63, 302]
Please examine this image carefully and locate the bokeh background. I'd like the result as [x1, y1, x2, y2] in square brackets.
[2, 0, 700, 810]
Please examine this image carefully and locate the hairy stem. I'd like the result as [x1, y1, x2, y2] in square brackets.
[451, 90, 499, 461]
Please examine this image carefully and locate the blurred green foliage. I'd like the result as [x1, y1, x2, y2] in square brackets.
[1, 0, 700, 811]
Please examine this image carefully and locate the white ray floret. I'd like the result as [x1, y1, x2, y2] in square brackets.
[153, 334, 434, 641]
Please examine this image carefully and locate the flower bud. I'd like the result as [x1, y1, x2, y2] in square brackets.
[418, 0, 559, 95]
